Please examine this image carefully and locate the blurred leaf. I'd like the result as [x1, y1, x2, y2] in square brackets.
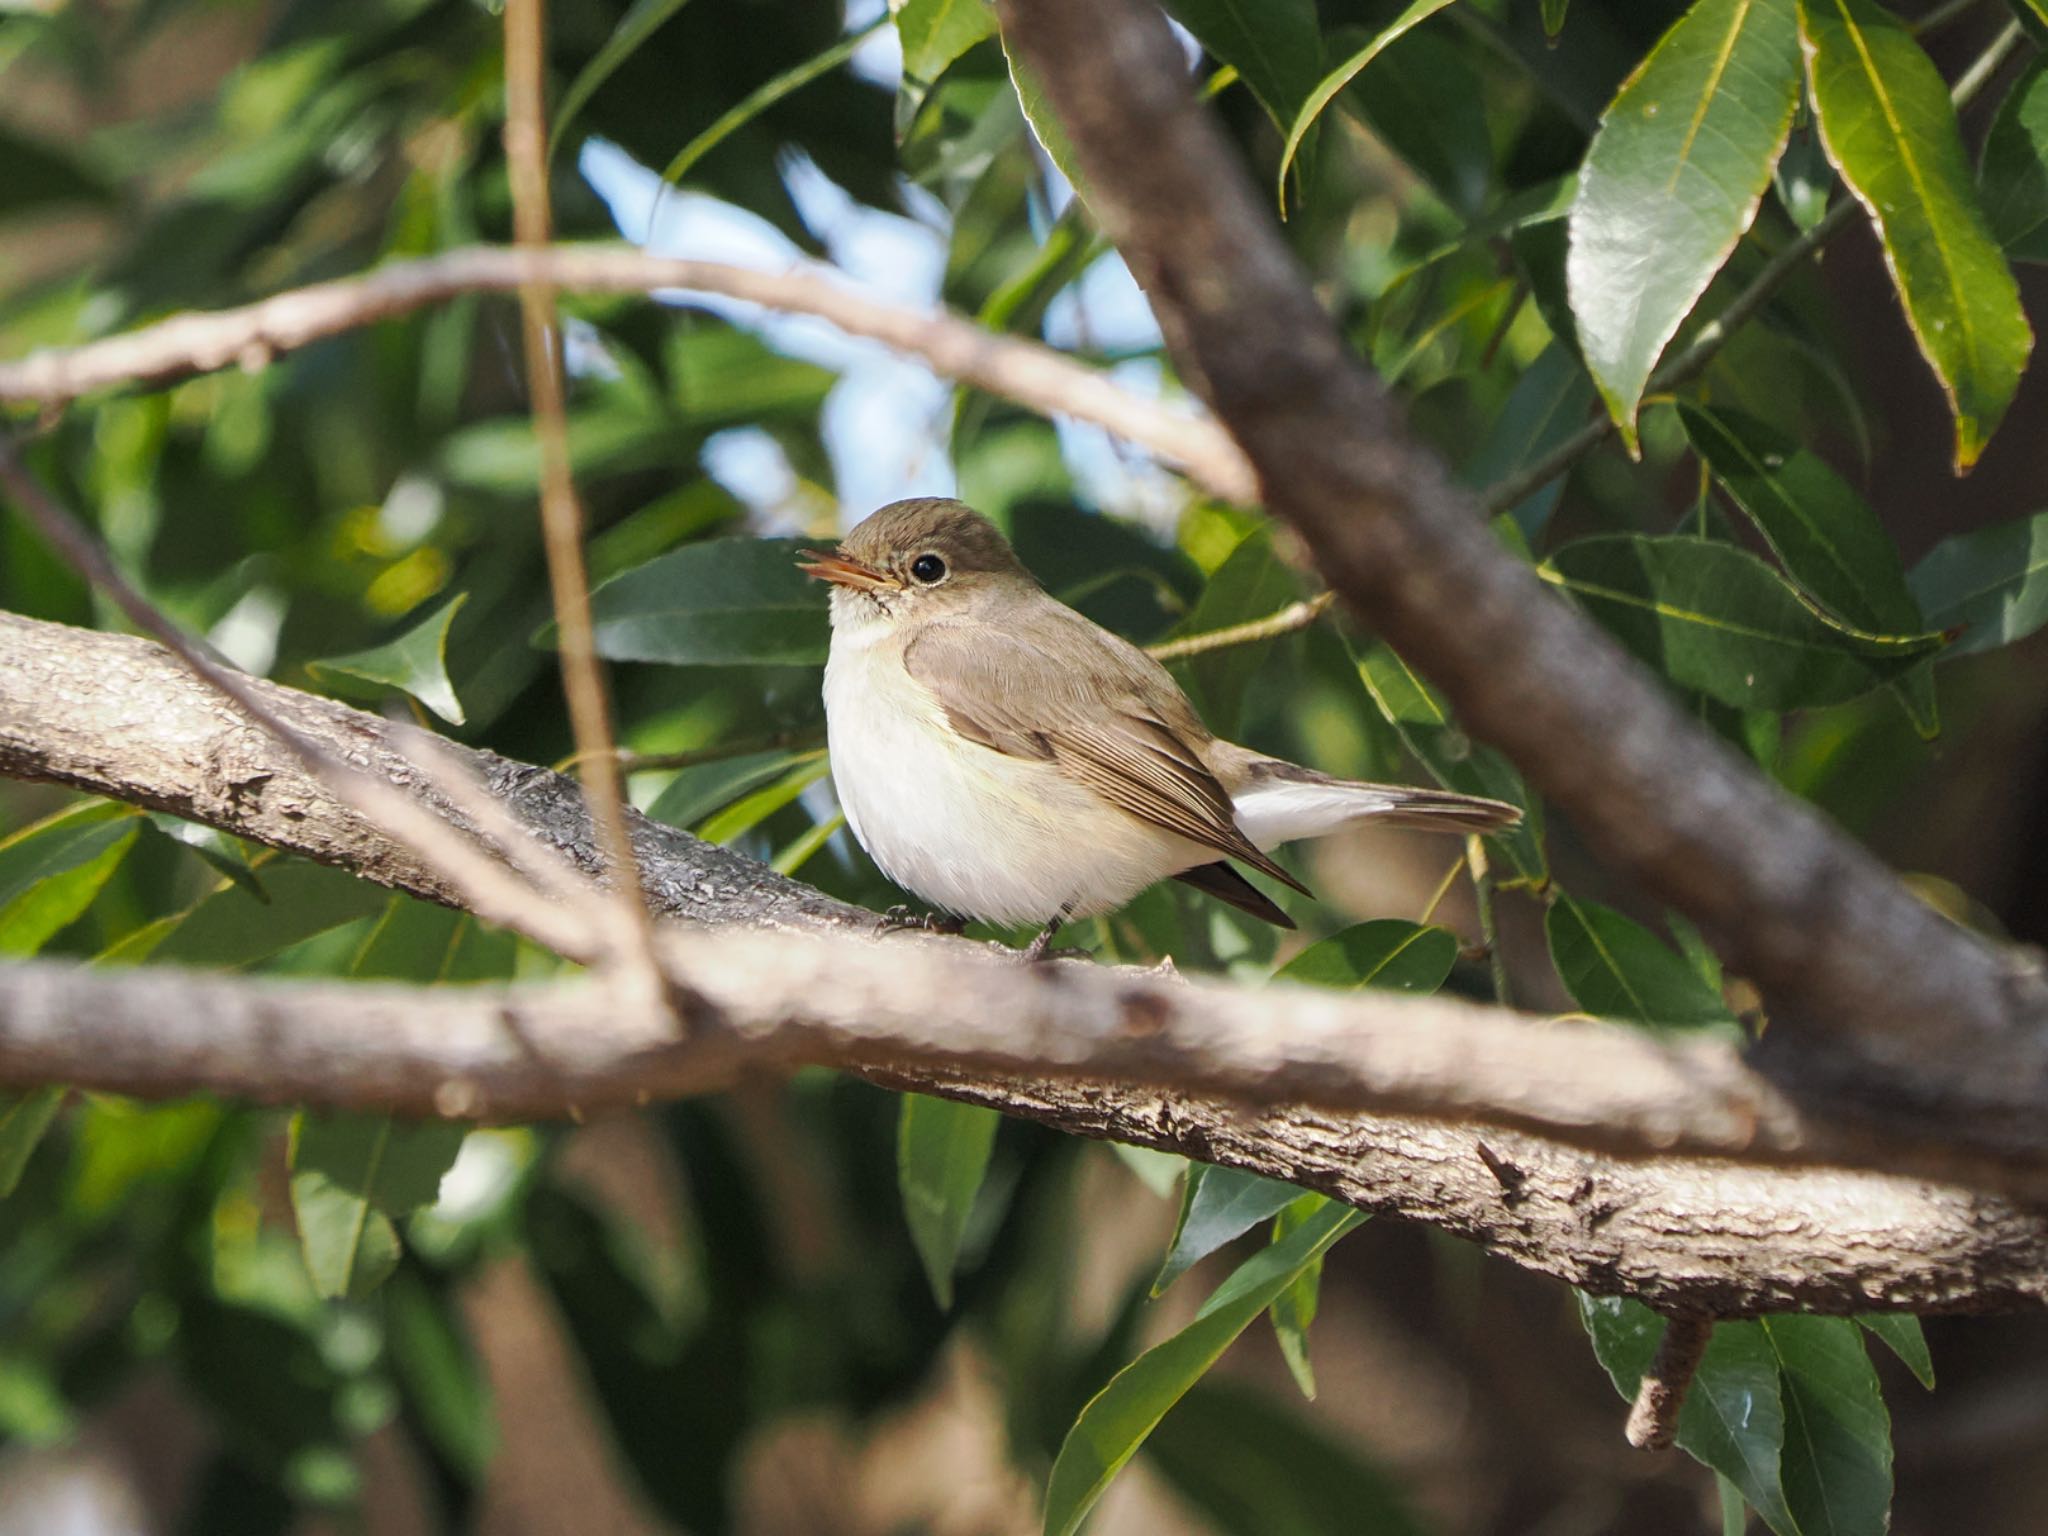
[1577, 1296, 1799, 1535]
[1540, 534, 1946, 709]
[0, 1088, 63, 1198]
[584, 537, 829, 666]
[1776, 121, 1837, 234]
[1678, 403, 1920, 634]
[1908, 509, 2048, 655]
[895, 0, 997, 138]
[1763, 1315, 1894, 1536]
[1465, 339, 1596, 540]
[1275, 919, 1459, 995]
[1567, 0, 1801, 450]
[0, 123, 114, 220]
[2007, 0, 2048, 51]
[149, 861, 388, 971]
[1166, 529, 1298, 737]
[897, 1093, 1001, 1309]
[647, 748, 823, 830]
[386, 1269, 496, 1477]
[290, 1114, 467, 1300]
[1144, 1377, 1429, 1536]
[1981, 59, 2048, 262]
[1276, 0, 1456, 212]
[1268, 1193, 1327, 1399]
[1801, 0, 2032, 469]
[1547, 895, 1734, 1028]
[1165, 0, 1321, 135]
[1541, 0, 1570, 39]
[0, 802, 140, 956]
[308, 593, 469, 726]
[696, 754, 830, 842]
[1154, 1165, 1303, 1295]
[670, 18, 888, 178]
[1044, 1200, 1365, 1536]
[1002, 35, 1087, 196]
[553, 0, 699, 157]
[1856, 1314, 1934, 1389]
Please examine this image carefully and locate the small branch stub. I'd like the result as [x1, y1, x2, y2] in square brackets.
[1625, 1315, 1716, 1451]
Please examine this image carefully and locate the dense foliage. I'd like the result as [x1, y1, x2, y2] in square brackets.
[3, 0, 2048, 1531]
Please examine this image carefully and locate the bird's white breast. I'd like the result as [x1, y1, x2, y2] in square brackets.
[821, 610, 1194, 926]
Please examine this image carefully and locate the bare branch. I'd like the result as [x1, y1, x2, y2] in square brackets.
[993, 0, 2048, 1150]
[0, 245, 1256, 504]
[1625, 1316, 1714, 1451]
[1143, 591, 1335, 661]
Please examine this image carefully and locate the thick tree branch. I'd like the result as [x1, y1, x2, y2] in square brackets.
[994, 0, 2048, 1148]
[0, 244, 1256, 504]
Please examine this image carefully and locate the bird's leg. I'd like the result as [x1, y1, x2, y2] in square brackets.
[1023, 910, 1069, 962]
[877, 905, 967, 937]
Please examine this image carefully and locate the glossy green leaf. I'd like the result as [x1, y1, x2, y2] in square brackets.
[149, 861, 389, 972]
[1043, 1201, 1366, 1536]
[1165, 529, 1298, 738]
[1143, 1378, 1428, 1536]
[1678, 403, 1921, 634]
[1002, 34, 1087, 197]
[1763, 1315, 1894, 1536]
[308, 593, 468, 726]
[1154, 1165, 1303, 1295]
[1801, 0, 2033, 469]
[1981, 60, 2048, 262]
[585, 537, 828, 666]
[1268, 1194, 1328, 1399]
[1547, 895, 1734, 1028]
[894, 0, 995, 139]
[646, 749, 821, 831]
[0, 803, 140, 957]
[670, 18, 889, 179]
[1165, 0, 1321, 135]
[1578, 1296, 1799, 1535]
[1465, 339, 1597, 540]
[1908, 509, 2048, 655]
[1567, 0, 1801, 450]
[696, 754, 830, 843]
[0, 1088, 64, 1198]
[1541, 534, 1947, 709]
[291, 1113, 468, 1300]
[1343, 23, 1493, 218]
[1856, 1313, 1934, 1389]
[551, 0, 698, 158]
[1275, 919, 1459, 995]
[1276, 0, 1457, 212]
[897, 1093, 1000, 1309]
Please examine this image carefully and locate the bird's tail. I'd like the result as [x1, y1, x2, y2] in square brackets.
[1223, 754, 1522, 852]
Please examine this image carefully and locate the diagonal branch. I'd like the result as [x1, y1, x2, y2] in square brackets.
[993, 0, 2048, 1150]
[0, 244, 1256, 504]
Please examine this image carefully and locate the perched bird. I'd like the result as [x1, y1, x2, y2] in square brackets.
[801, 498, 1519, 958]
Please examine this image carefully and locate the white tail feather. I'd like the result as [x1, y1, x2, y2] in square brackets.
[1230, 774, 1519, 852]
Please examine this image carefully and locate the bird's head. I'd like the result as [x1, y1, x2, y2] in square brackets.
[799, 498, 1038, 626]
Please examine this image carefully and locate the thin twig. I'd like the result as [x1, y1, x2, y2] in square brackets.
[0, 247, 1257, 504]
[559, 727, 829, 775]
[0, 439, 599, 961]
[1625, 1316, 1716, 1451]
[1143, 591, 1335, 661]
[1480, 18, 2025, 518]
[1467, 834, 1511, 1009]
[503, 0, 664, 1005]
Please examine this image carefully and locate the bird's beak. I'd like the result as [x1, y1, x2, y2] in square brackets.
[797, 548, 896, 592]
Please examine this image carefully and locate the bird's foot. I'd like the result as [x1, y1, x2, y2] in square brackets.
[876, 905, 967, 937]
[1022, 913, 1073, 962]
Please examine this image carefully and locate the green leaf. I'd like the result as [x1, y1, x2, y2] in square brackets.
[1165, 0, 1322, 136]
[1566, 0, 1802, 450]
[1275, 919, 1459, 995]
[696, 754, 830, 844]
[308, 593, 469, 726]
[1541, 0, 1571, 39]
[1855, 1314, 1934, 1389]
[1577, 1296, 1799, 1535]
[1165, 529, 1298, 737]
[669, 18, 889, 179]
[1908, 509, 2048, 656]
[895, 0, 997, 139]
[0, 123, 115, 221]
[1043, 1200, 1366, 1536]
[1144, 1378, 1429, 1536]
[1801, 0, 2033, 470]
[1980, 59, 2048, 262]
[290, 1114, 468, 1301]
[1678, 403, 1921, 634]
[646, 749, 822, 831]
[385, 1269, 496, 1477]
[1268, 1194, 1328, 1398]
[149, 861, 389, 972]
[0, 803, 140, 957]
[1002, 34, 1088, 198]
[584, 537, 829, 666]
[2007, 0, 2048, 50]
[896, 1093, 1000, 1309]
[1763, 1315, 1894, 1536]
[1154, 1165, 1303, 1295]
[1465, 339, 1597, 540]
[0, 1088, 64, 1198]
[551, 0, 698, 158]
[1275, 0, 1457, 213]
[1540, 534, 1947, 710]
[1547, 895, 1734, 1027]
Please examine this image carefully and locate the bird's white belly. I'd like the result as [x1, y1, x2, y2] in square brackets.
[823, 633, 1193, 926]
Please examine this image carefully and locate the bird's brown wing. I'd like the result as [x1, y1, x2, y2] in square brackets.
[902, 614, 1309, 896]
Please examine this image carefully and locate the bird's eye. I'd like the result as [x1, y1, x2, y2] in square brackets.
[910, 553, 947, 584]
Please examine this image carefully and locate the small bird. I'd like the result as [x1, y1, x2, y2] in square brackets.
[801, 498, 1520, 958]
